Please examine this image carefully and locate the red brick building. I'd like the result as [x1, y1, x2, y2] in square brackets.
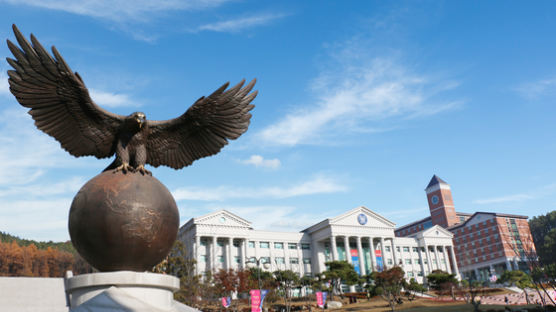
[395, 175, 536, 281]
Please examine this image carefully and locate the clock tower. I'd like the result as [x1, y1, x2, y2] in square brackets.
[425, 175, 458, 228]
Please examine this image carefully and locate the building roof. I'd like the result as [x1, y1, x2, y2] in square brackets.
[447, 211, 529, 230]
[395, 216, 431, 232]
[425, 175, 449, 189]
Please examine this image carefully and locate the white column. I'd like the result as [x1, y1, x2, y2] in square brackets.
[212, 236, 217, 272]
[331, 236, 338, 261]
[505, 259, 511, 271]
[443, 246, 451, 273]
[433, 246, 440, 271]
[241, 238, 247, 269]
[513, 258, 519, 270]
[369, 237, 376, 272]
[356, 237, 365, 276]
[425, 245, 432, 273]
[380, 237, 386, 268]
[344, 236, 352, 264]
[195, 236, 201, 274]
[449, 246, 459, 277]
[391, 239, 398, 266]
[227, 237, 233, 270]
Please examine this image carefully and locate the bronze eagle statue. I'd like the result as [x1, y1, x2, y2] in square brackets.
[6, 25, 256, 175]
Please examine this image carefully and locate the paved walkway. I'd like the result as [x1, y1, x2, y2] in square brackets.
[478, 289, 556, 306]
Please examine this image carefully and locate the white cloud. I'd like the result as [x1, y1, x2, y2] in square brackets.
[258, 51, 460, 146]
[0, 176, 85, 198]
[90, 89, 136, 108]
[1, 0, 231, 23]
[239, 155, 280, 169]
[0, 71, 9, 97]
[194, 13, 288, 33]
[472, 183, 556, 205]
[173, 174, 346, 201]
[516, 77, 556, 100]
[0, 107, 100, 186]
[472, 194, 533, 205]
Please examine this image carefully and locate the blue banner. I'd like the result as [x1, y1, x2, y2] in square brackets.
[350, 249, 361, 275]
[260, 289, 268, 310]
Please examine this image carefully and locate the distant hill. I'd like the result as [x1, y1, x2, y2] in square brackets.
[0, 231, 76, 254]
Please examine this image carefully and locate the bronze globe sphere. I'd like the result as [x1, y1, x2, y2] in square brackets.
[69, 171, 179, 272]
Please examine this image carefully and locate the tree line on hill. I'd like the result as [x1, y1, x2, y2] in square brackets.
[0, 232, 92, 277]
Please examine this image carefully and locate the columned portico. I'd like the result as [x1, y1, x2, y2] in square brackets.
[179, 206, 458, 287]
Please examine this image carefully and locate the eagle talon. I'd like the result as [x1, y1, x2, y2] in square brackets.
[135, 165, 151, 176]
[113, 162, 134, 174]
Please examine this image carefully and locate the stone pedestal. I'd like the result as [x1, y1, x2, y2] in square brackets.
[64, 271, 198, 312]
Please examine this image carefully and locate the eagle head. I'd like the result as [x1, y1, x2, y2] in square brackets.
[126, 112, 146, 130]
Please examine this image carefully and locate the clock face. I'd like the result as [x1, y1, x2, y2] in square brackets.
[431, 195, 439, 205]
[357, 213, 368, 225]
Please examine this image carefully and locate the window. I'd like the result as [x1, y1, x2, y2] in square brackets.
[424, 259, 428, 264]
[418, 271, 423, 276]
[288, 243, 297, 250]
[303, 258, 311, 264]
[218, 256, 224, 263]
[200, 255, 207, 262]
[233, 241, 240, 247]
[234, 256, 240, 263]
[407, 272, 414, 277]
[405, 259, 412, 264]
[441, 259, 446, 264]
[274, 242, 284, 249]
[432, 259, 437, 264]
[385, 246, 391, 252]
[276, 257, 285, 264]
[387, 259, 393, 265]
[412, 247, 418, 252]
[261, 257, 270, 264]
[217, 241, 224, 247]
[396, 247, 400, 252]
[290, 257, 299, 264]
[301, 243, 311, 250]
[200, 239, 207, 246]
[260, 242, 270, 248]
[403, 247, 410, 252]
[415, 259, 421, 264]
[249, 241, 255, 248]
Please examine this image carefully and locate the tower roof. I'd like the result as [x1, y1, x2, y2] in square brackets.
[426, 175, 448, 189]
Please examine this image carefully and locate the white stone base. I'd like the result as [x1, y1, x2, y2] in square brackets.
[64, 271, 198, 312]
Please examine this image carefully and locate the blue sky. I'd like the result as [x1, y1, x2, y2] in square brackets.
[1, 1, 555, 242]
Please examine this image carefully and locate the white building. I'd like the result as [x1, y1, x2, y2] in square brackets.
[178, 206, 459, 286]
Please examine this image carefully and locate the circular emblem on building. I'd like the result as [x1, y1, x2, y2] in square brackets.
[357, 213, 368, 225]
[431, 195, 439, 204]
[219, 216, 226, 223]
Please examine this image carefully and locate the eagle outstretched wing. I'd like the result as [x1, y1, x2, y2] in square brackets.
[6, 24, 124, 159]
[147, 79, 257, 169]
